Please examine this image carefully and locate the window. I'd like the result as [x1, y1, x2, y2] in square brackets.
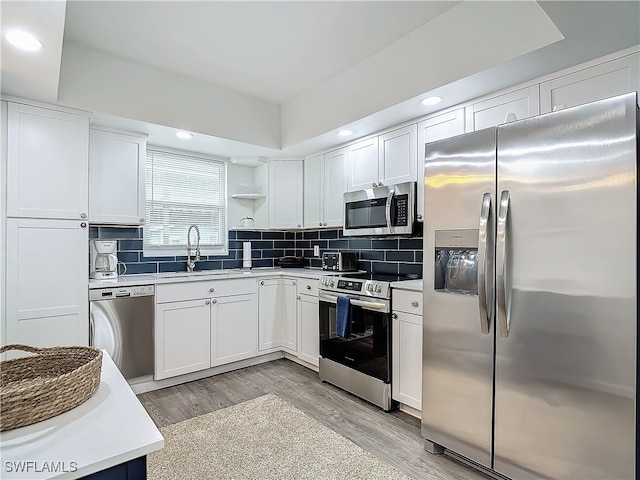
[144, 148, 227, 256]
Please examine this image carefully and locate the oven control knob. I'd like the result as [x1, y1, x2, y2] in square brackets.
[375, 285, 382, 294]
[329, 280, 335, 287]
[366, 284, 374, 292]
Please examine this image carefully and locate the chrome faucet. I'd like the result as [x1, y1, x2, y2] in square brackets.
[186, 225, 201, 272]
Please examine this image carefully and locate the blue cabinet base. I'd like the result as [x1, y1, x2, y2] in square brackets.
[81, 456, 146, 480]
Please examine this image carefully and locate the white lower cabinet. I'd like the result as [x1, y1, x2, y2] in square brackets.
[258, 278, 298, 353]
[155, 299, 211, 380]
[258, 279, 282, 351]
[211, 294, 257, 366]
[154, 275, 319, 380]
[281, 280, 297, 352]
[297, 293, 319, 367]
[391, 288, 423, 413]
[155, 279, 257, 380]
[5, 218, 89, 347]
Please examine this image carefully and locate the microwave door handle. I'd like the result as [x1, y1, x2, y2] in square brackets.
[385, 189, 395, 233]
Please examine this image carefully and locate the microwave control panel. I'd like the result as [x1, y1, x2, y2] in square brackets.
[395, 194, 409, 226]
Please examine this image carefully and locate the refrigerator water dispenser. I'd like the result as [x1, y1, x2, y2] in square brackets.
[434, 229, 478, 295]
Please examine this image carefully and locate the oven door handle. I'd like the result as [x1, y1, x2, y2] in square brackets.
[319, 293, 388, 311]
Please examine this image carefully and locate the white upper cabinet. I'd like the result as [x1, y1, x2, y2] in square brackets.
[540, 52, 640, 114]
[347, 126, 417, 191]
[268, 160, 303, 229]
[323, 148, 348, 226]
[465, 85, 540, 132]
[347, 136, 379, 190]
[303, 154, 323, 228]
[303, 147, 347, 228]
[417, 108, 466, 222]
[378, 124, 417, 186]
[7, 103, 89, 220]
[89, 128, 147, 225]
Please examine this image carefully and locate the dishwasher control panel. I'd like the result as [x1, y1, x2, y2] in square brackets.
[89, 285, 155, 301]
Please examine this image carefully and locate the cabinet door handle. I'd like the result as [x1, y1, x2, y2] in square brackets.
[205, 300, 210, 305]
[372, 182, 378, 188]
[139, 217, 145, 224]
[392, 313, 398, 319]
[319, 222, 323, 226]
[212, 299, 217, 304]
[80, 212, 87, 219]
[260, 281, 264, 285]
[306, 285, 311, 290]
[411, 301, 419, 308]
[323, 223, 327, 226]
[209, 287, 215, 293]
[80, 222, 87, 229]
[293, 281, 296, 285]
[297, 296, 301, 300]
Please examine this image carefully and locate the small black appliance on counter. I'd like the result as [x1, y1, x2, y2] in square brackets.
[322, 251, 358, 271]
[275, 256, 305, 268]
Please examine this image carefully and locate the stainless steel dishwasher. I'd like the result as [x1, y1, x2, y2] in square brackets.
[89, 285, 154, 380]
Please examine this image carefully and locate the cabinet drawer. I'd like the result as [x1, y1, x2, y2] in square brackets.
[157, 278, 256, 303]
[296, 277, 318, 296]
[392, 289, 423, 315]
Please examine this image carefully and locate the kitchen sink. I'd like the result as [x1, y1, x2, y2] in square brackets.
[154, 269, 257, 280]
[155, 271, 230, 279]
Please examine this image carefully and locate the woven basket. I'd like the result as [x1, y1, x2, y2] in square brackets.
[0, 344, 103, 432]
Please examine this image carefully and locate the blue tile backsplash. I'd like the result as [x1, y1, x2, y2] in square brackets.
[92, 226, 423, 281]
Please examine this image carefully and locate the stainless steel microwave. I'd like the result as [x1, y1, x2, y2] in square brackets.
[343, 182, 416, 237]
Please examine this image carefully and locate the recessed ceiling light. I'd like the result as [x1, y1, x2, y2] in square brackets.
[420, 96, 442, 106]
[337, 129, 354, 137]
[176, 131, 193, 140]
[4, 29, 43, 52]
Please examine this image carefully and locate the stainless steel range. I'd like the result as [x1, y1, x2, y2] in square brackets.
[318, 275, 394, 411]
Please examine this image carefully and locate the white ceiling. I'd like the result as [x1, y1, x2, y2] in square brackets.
[64, 1, 459, 105]
[1, 1, 639, 160]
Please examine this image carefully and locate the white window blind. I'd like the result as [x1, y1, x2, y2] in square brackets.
[144, 149, 227, 256]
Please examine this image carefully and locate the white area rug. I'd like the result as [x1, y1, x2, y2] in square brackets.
[147, 393, 408, 480]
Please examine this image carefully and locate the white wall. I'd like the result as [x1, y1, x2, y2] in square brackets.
[1, 101, 7, 344]
[280, 1, 563, 148]
[58, 42, 281, 149]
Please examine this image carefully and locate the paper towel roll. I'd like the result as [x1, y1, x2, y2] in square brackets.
[242, 242, 252, 269]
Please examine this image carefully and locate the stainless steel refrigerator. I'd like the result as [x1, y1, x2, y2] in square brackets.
[421, 92, 638, 479]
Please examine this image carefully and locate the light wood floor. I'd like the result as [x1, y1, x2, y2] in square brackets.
[138, 359, 489, 480]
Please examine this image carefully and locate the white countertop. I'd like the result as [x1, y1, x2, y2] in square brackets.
[89, 267, 362, 289]
[390, 279, 423, 292]
[0, 352, 164, 479]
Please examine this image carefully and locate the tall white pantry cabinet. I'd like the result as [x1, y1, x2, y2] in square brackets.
[3, 100, 90, 347]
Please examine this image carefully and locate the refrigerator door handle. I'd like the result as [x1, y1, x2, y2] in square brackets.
[477, 192, 493, 334]
[385, 189, 395, 234]
[497, 190, 511, 338]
